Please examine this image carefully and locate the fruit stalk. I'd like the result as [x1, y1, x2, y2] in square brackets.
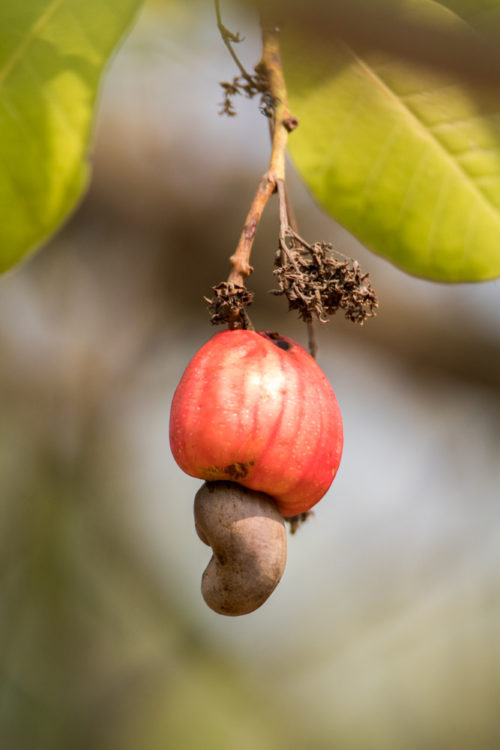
[227, 27, 298, 289]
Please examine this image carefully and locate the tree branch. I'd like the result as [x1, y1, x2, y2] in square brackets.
[227, 27, 298, 289]
[214, 0, 252, 81]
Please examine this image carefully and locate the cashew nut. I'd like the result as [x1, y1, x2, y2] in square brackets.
[194, 481, 287, 616]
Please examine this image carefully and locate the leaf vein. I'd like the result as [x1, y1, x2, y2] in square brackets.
[360, 122, 401, 206]
[395, 148, 430, 225]
[424, 174, 450, 262]
[0, 0, 64, 88]
[344, 43, 500, 224]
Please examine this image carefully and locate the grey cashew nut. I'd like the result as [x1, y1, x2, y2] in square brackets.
[194, 481, 287, 616]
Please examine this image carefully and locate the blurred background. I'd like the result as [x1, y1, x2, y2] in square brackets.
[1, 1, 500, 748]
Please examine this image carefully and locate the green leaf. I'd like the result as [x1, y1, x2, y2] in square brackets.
[0, 0, 143, 273]
[283, 0, 500, 281]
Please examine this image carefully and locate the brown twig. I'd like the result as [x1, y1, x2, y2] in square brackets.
[227, 172, 276, 287]
[214, 0, 251, 82]
[227, 27, 298, 289]
[306, 320, 318, 358]
[276, 172, 318, 358]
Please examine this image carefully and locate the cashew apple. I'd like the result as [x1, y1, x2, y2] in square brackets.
[169, 330, 343, 517]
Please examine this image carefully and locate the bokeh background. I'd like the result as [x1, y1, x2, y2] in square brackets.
[1, 2, 500, 748]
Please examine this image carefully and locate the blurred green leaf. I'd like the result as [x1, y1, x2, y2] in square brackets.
[283, 0, 500, 281]
[0, 0, 143, 273]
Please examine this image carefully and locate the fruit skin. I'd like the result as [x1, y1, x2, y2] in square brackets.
[169, 330, 343, 517]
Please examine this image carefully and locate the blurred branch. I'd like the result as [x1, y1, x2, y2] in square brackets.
[215, 0, 252, 81]
[339, 298, 500, 395]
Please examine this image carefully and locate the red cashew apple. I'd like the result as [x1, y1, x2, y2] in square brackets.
[169, 330, 343, 517]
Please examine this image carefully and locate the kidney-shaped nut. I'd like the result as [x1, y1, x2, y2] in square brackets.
[194, 481, 287, 616]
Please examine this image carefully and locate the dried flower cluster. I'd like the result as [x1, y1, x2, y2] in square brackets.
[219, 63, 272, 117]
[205, 281, 255, 327]
[285, 511, 314, 535]
[273, 240, 378, 324]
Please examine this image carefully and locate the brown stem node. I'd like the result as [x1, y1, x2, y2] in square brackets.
[283, 116, 299, 132]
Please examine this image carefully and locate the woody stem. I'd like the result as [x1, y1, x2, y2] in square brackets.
[227, 27, 298, 288]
